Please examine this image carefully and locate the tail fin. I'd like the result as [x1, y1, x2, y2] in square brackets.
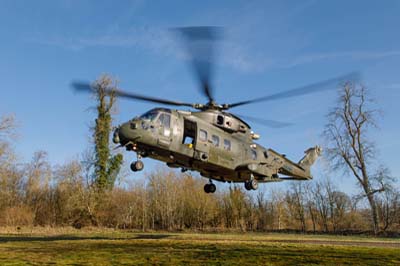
[298, 146, 322, 171]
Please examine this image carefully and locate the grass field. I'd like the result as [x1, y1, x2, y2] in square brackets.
[0, 229, 399, 265]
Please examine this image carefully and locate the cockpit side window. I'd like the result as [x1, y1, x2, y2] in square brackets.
[140, 110, 159, 121]
[158, 113, 171, 128]
[163, 114, 171, 128]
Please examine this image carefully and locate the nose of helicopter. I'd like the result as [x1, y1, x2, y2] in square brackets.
[113, 121, 140, 145]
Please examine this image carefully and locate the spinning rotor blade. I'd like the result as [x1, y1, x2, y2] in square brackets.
[72, 81, 195, 108]
[175, 26, 222, 103]
[235, 114, 293, 128]
[226, 72, 360, 109]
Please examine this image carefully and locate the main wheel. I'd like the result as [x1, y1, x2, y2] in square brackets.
[204, 183, 216, 193]
[250, 179, 258, 190]
[208, 183, 216, 193]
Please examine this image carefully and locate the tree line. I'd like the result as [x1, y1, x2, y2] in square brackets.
[0, 76, 398, 235]
[0, 155, 399, 234]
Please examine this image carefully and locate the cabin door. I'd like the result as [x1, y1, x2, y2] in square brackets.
[180, 119, 196, 157]
[194, 127, 210, 162]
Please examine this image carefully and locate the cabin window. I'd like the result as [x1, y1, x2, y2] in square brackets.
[212, 135, 220, 147]
[251, 149, 257, 160]
[158, 113, 171, 128]
[264, 150, 269, 158]
[223, 139, 231, 151]
[199, 129, 207, 142]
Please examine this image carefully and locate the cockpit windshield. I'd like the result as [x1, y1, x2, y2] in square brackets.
[140, 110, 159, 121]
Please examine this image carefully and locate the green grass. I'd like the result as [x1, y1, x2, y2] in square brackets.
[0, 231, 399, 265]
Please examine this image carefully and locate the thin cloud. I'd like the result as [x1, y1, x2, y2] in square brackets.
[27, 25, 400, 73]
[283, 51, 400, 68]
[27, 26, 264, 72]
[384, 83, 400, 89]
[27, 27, 179, 55]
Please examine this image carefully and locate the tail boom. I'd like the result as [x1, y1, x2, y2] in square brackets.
[269, 146, 322, 180]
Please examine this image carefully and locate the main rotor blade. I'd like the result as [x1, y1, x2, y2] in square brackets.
[235, 114, 293, 128]
[72, 81, 195, 108]
[175, 26, 222, 103]
[226, 72, 360, 109]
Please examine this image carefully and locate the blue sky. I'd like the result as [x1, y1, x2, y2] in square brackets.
[1, 0, 399, 194]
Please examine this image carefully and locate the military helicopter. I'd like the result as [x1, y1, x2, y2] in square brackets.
[73, 27, 357, 193]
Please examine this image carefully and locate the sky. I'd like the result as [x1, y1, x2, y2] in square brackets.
[0, 0, 399, 194]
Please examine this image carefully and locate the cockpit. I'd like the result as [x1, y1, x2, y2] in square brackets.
[139, 109, 159, 121]
[139, 108, 172, 128]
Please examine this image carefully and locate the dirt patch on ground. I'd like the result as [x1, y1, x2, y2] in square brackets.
[268, 239, 400, 248]
[180, 236, 400, 248]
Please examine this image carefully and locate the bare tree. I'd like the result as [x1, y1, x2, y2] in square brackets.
[269, 189, 286, 230]
[378, 189, 400, 232]
[331, 190, 351, 232]
[313, 181, 330, 232]
[0, 114, 16, 160]
[374, 169, 400, 232]
[324, 82, 390, 234]
[0, 114, 16, 138]
[286, 182, 307, 232]
[53, 159, 89, 226]
[0, 114, 27, 226]
[304, 183, 318, 233]
[23, 151, 53, 225]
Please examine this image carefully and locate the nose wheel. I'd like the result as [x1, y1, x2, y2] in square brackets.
[130, 160, 144, 172]
[204, 182, 216, 193]
[244, 179, 258, 190]
[131, 153, 144, 172]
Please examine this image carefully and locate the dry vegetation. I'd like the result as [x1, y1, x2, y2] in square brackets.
[0, 158, 399, 235]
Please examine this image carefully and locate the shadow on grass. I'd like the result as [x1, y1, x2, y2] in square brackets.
[133, 234, 172, 240]
[0, 234, 172, 243]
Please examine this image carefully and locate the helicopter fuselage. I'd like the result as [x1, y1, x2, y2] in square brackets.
[114, 108, 320, 185]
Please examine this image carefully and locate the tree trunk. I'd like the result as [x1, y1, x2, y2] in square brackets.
[365, 188, 379, 234]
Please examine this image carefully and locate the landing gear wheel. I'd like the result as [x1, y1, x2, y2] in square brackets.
[208, 183, 216, 193]
[244, 181, 252, 191]
[250, 179, 258, 190]
[130, 160, 144, 172]
[204, 183, 216, 193]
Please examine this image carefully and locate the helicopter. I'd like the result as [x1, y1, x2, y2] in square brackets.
[73, 27, 357, 193]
